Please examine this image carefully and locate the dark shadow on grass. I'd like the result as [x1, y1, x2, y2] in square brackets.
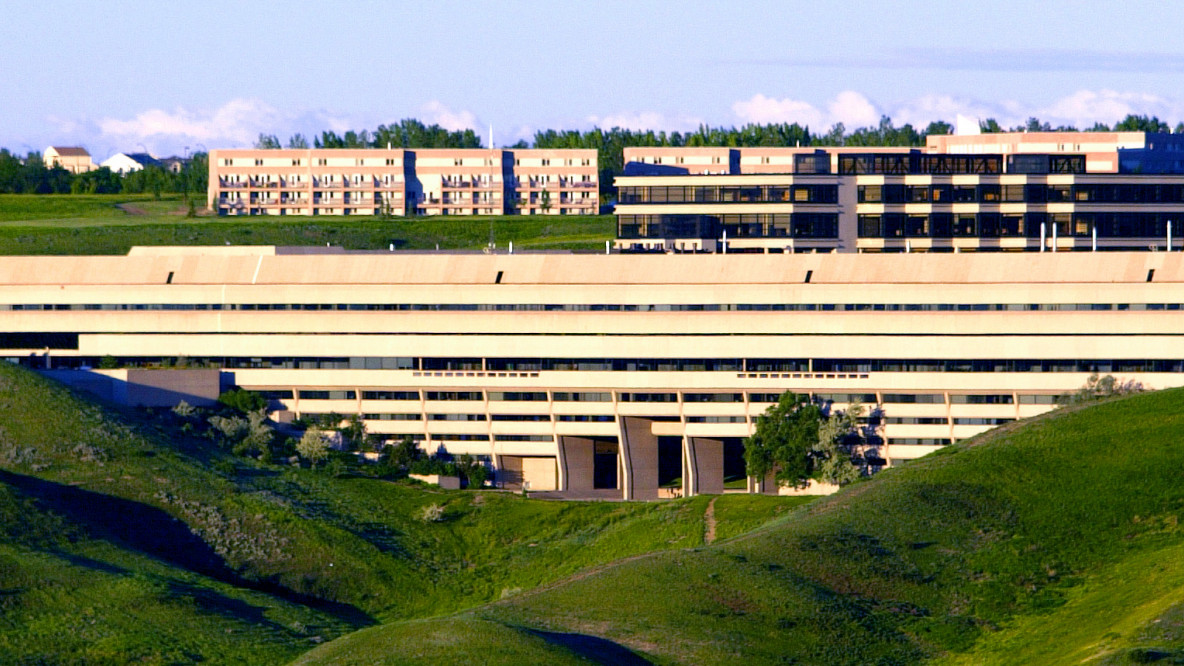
[0, 470, 375, 628]
[525, 629, 653, 665]
[166, 581, 298, 634]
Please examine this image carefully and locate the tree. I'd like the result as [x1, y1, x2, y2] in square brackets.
[457, 454, 489, 489]
[1115, 114, 1170, 133]
[1058, 373, 1145, 406]
[297, 427, 331, 469]
[237, 409, 275, 459]
[539, 188, 551, 212]
[980, 118, 1003, 133]
[813, 402, 865, 486]
[287, 134, 309, 149]
[744, 393, 821, 488]
[387, 436, 424, 468]
[218, 388, 267, 413]
[746, 393, 875, 490]
[254, 133, 281, 149]
[923, 120, 953, 137]
[341, 414, 366, 451]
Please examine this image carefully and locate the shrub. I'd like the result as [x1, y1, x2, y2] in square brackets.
[296, 427, 331, 469]
[171, 400, 197, 419]
[419, 503, 446, 523]
[218, 388, 268, 414]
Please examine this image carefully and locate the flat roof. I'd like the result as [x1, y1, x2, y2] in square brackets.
[1, 248, 1183, 286]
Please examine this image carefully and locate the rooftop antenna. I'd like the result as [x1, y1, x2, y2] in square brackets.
[489, 124, 494, 149]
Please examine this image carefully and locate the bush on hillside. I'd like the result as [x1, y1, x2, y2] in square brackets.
[218, 388, 268, 413]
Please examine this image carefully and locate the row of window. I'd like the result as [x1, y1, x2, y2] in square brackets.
[617, 213, 838, 240]
[838, 153, 1087, 176]
[618, 185, 838, 205]
[314, 413, 1013, 426]
[31, 354, 1184, 375]
[267, 389, 1051, 405]
[858, 212, 1182, 239]
[14, 297, 1184, 313]
[857, 183, 1184, 204]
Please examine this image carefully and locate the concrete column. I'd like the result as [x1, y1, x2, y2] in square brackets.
[619, 417, 659, 500]
[683, 437, 724, 496]
[557, 436, 595, 493]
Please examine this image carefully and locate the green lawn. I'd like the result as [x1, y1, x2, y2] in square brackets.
[298, 389, 1184, 665]
[0, 194, 615, 254]
[0, 361, 795, 664]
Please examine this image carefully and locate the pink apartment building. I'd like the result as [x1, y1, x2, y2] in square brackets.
[208, 148, 598, 216]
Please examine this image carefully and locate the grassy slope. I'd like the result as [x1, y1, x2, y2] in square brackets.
[0, 194, 614, 254]
[298, 389, 1184, 665]
[0, 361, 794, 663]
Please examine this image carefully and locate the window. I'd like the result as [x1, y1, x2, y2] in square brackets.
[949, 394, 1014, 404]
[362, 391, 419, 400]
[552, 392, 612, 402]
[425, 391, 484, 401]
[298, 390, 357, 400]
[488, 391, 548, 401]
[683, 393, 743, 403]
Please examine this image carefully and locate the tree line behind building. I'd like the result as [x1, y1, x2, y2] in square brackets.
[4, 113, 1178, 198]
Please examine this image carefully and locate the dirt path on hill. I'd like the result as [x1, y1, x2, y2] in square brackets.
[116, 203, 147, 215]
[703, 497, 718, 545]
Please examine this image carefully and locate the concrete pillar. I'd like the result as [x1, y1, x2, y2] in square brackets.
[747, 471, 778, 495]
[557, 436, 595, 493]
[619, 417, 659, 500]
[683, 436, 724, 496]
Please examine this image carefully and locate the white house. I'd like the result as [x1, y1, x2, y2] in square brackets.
[101, 152, 162, 174]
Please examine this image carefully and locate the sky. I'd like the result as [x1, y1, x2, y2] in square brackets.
[4, 0, 1184, 159]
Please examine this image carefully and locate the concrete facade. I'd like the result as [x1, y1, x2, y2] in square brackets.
[4, 246, 1184, 498]
[616, 133, 1184, 253]
[207, 148, 597, 217]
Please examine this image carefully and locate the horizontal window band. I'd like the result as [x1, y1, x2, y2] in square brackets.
[6, 303, 1184, 312]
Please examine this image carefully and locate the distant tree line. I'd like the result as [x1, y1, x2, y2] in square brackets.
[6, 112, 1179, 204]
[257, 112, 1183, 200]
[0, 149, 208, 200]
[254, 118, 483, 151]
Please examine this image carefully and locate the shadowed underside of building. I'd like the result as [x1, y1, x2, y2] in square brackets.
[3, 246, 1184, 498]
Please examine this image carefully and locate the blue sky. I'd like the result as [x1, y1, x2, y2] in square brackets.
[4, 0, 1184, 158]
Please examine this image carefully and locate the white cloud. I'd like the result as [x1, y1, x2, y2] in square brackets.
[45, 98, 357, 158]
[890, 94, 993, 128]
[420, 100, 480, 132]
[97, 98, 285, 146]
[1036, 89, 1183, 128]
[731, 94, 824, 128]
[731, 90, 881, 130]
[732, 89, 1184, 134]
[827, 91, 880, 128]
[584, 111, 705, 133]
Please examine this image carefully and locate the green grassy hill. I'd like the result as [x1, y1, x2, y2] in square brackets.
[0, 194, 614, 254]
[0, 361, 796, 664]
[297, 389, 1184, 665]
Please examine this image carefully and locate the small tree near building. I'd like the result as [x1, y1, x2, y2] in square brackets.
[813, 402, 865, 486]
[744, 393, 821, 488]
[297, 427, 331, 469]
[745, 392, 872, 489]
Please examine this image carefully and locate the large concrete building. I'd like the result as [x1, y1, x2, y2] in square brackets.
[207, 148, 598, 217]
[3, 246, 1183, 498]
[615, 131, 1184, 253]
